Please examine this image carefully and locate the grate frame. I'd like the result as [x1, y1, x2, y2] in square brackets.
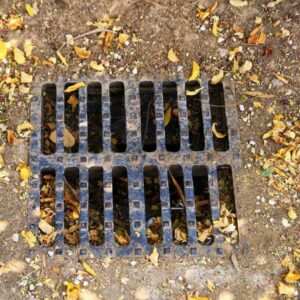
[29, 75, 242, 257]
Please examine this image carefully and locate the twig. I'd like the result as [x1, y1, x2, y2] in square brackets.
[64, 178, 79, 201]
[0, 117, 11, 123]
[58, 27, 115, 52]
[142, 100, 151, 147]
[168, 170, 186, 208]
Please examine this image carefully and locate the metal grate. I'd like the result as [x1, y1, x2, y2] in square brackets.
[29, 76, 242, 257]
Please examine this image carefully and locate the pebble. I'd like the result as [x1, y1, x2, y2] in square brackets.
[48, 251, 54, 257]
[11, 233, 19, 242]
[239, 104, 245, 112]
[272, 78, 284, 87]
[130, 261, 137, 266]
[29, 284, 35, 291]
[83, 281, 89, 287]
[132, 67, 138, 75]
[268, 199, 276, 206]
[249, 140, 256, 146]
[74, 279, 80, 285]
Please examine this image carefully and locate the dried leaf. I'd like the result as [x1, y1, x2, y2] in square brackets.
[228, 46, 242, 61]
[196, 2, 218, 21]
[21, 230, 36, 248]
[56, 50, 68, 68]
[167, 48, 179, 63]
[6, 15, 24, 30]
[212, 16, 221, 37]
[189, 61, 200, 81]
[68, 95, 79, 112]
[273, 72, 289, 84]
[229, 0, 248, 7]
[164, 107, 172, 127]
[89, 61, 105, 72]
[24, 39, 34, 57]
[243, 91, 275, 98]
[20, 71, 33, 83]
[249, 74, 260, 84]
[253, 101, 263, 108]
[115, 229, 130, 246]
[0, 154, 4, 169]
[49, 128, 75, 148]
[66, 282, 81, 300]
[116, 33, 129, 49]
[0, 260, 26, 274]
[14, 47, 26, 64]
[82, 261, 97, 276]
[16, 121, 35, 135]
[65, 82, 85, 93]
[207, 279, 215, 292]
[150, 247, 159, 268]
[25, 4, 35, 17]
[186, 87, 204, 96]
[211, 70, 224, 85]
[38, 219, 54, 234]
[212, 122, 226, 138]
[187, 297, 210, 300]
[103, 32, 114, 52]
[248, 25, 266, 45]
[288, 207, 297, 220]
[20, 164, 31, 180]
[174, 227, 188, 243]
[0, 39, 7, 59]
[7, 130, 15, 145]
[232, 58, 239, 73]
[284, 271, 300, 283]
[239, 60, 252, 74]
[277, 282, 296, 297]
[74, 46, 91, 59]
[0, 220, 8, 233]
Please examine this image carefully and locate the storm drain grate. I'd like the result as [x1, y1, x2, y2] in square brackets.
[29, 76, 242, 257]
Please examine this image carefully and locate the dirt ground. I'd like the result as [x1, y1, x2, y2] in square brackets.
[0, 0, 299, 299]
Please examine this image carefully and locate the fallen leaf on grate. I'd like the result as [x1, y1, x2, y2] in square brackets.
[16, 121, 35, 136]
[174, 227, 188, 243]
[38, 219, 54, 235]
[211, 70, 224, 85]
[64, 82, 85, 93]
[21, 230, 36, 248]
[189, 61, 200, 81]
[50, 128, 75, 148]
[164, 106, 172, 127]
[186, 87, 203, 96]
[115, 228, 130, 246]
[68, 95, 79, 112]
[212, 122, 226, 139]
[149, 247, 159, 268]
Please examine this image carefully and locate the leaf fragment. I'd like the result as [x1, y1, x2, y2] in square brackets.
[277, 282, 296, 297]
[20, 71, 33, 83]
[74, 46, 91, 59]
[164, 107, 172, 127]
[21, 230, 36, 248]
[38, 219, 54, 235]
[189, 61, 200, 81]
[284, 271, 300, 283]
[273, 72, 289, 84]
[116, 33, 129, 49]
[103, 32, 114, 52]
[0, 39, 8, 59]
[229, 0, 248, 7]
[186, 87, 204, 96]
[211, 70, 224, 85]
[288, 207, 297, 220]
[196, 2, 218, 21]
[212, 16, 222, 37]
[212, 122, 226, 138]
[65, 282, 80, 300]
[24, 39, 35, 57]
[90, 61, 105, 72]
[207, 279, 215, 292]
[253, 101, 262, 108]
[56, 50, 68, 68]
[14, 47, 26, 64]
[82, 261, 97, 276]
[243, 91, 275, 98]
[50, 128, 75, 148]
[239, 60, 252, 74]
[25, 4, 34, 17]
[64, 82, 85, 93]
[67, 95, 79, 112]
[20, 164, 31, 180]
[150, 247, 159, 268]
[16, 121, 35, 135]
[249, 74, 260, 84]
[114, 229, 130, 246]
[167, 48, 179, 63]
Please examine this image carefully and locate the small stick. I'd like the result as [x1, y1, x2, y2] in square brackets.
[64, 178, 79, 201]
[168, 170, 186, 208]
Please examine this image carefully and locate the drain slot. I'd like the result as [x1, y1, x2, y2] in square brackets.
[192, 166, 213, 245]
[113, 166, 130, 246]
[88, 83, 102, 153]
[209, 83, 229, 151]
[41, 84, 56, 155]
[168, 165, 188, 244]
[186, 81, 205, 151]
[39, 169, 56, 246]
[64, 168, 80, 245]
[144, 166, 162, 245]
[140, 82, 157, 152]
[88, 167, 104, 246]
[110, 82, 127, 152]
[64, 83, 79, 153]
[163, 82, 180, 152]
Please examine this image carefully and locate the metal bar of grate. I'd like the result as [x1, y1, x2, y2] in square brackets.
[29, 76, 242, 257]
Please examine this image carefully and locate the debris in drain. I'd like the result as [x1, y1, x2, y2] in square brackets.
[39, 170, 57, 246]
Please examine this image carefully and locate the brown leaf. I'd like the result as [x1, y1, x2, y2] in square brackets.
[103, 32, 114, 52]
[74, 46, 91, 59]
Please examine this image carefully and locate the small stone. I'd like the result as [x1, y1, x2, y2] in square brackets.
[29, 284, 35, 291]
[272, 78, 284, 87]
[11, 233, 19, 242]
[268, 199, 276, 206]
[132, 67, 138, 75]
[249, 140, 256, 146]
[83, 281, 89, 287]
[25, 258, 31, 263]
[282, 218, 291, 228]
[177, 276, 183, 281]
[74, 279, 80, 285]
[130, 261, 137, 266]
[239, 104, 245, 112]
[48, 251, 54, 257]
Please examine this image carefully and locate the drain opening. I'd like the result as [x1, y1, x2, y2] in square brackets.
[144, 166, 162, 245]
[186, 81, 205, 151]
[110, 82, 127, 152]
[192, 166, 213, 245]
[64, 83, 79, 153]
[88, 167, 104, 246]
[41, 84, 56, 155]
[217, 165, 238, 244]
[39, 169, 56, 246]
[140, 82, 157, 152]
[209, 83, 229, 151]
[64, 168, 80, 245]
[163, 82, 180, 152]
[168, 165, 188, 244]
[113, 166, 130, 246]
[88, 83, 102, 153]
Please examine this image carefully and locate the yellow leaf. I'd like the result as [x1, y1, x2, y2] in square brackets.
[186, 87, 204, 96]
[284, 271, 300, 283]
[167, 48, 179, 63]
[288, 207, 297, 220]
[25, 4, 34, 17]
[196, 2, 218, 21]
[212, 122, 226, 139]
[262, 130, 273, 139]
[187, 297, 210, 300]
[212, 16, 222, 37]
[24, 39, 34, 57]
[0, 39, 7, 59]
[21, 230, 36, 248]
[273, 72, 289, 84]
[20, 71, 33, 83]
[150, 247, 159, 268]
[116, 33, 129, 49]
[0, 221, 8, 233]
[65, 282, 80, 300]
[89, 61, 105, 72]
[164, 107, 172, 127]
[228, 46, 242, 61]
[64, 82, 85, 93]
[277, 282, 296, 297]
[103, 32, 114, 52]
[207, 279, 215, 292]
[20, 164, 31, 180]
[82, 261, 97, 276]
[114, 229, 130, 246]
[14, 47, 26, 64]
[211, 70, 224, 85]
[67, 95, 79, 111]
[6, 15, 24, 30]
[239, 60, 252, 74]
[253, 101, 262, 108]
[38, 219, 54, 234]
[257, 32, 266, 44]
[232, 58, 239, 73]
[189, 61, 200, 81]
[229, 0, 248, 7]
[56, 50, 68, 68]
[249, 74, 260, 84]
[17, 121, 35, 135]
[74, 46, 91, 59]
[243, 91, 274, 98]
